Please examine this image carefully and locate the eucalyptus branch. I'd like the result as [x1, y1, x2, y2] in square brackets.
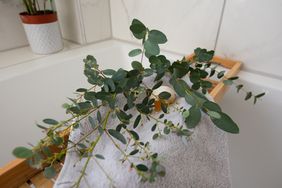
[73, 110, 112, 188]
[13, 18, 264, 184]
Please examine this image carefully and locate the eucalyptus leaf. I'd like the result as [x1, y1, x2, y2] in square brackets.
[207, 111, 221, 119]
[185, 106, 201, 129]
[12, 147, 33, 158]
[144, 40, 160, 56]
[95, 154, 105, 160]
[136, 164, 148, 172]
[43, 118, 58, 125]
[133, 114, 141, 129]
[129, 49, 142, 57]
[43, 166, 56, 179]
[148, 30, 167, 44]
[158, 91, 171, 100]
[108, 129, 127, 144]
[210, 112, 239, 134]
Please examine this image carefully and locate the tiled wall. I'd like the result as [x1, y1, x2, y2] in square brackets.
[110, 0, 224, 55]
[215, 0, 282, 79]
[110, 0, 282, 80]
[1, 0, 281, 81]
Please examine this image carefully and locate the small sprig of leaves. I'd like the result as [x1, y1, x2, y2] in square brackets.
[12, 19, 264, 187]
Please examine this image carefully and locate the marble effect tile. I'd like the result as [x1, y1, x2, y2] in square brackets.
[0, 0, 28, 51]
[110, 0, 224, 55]
[216, 0, 282, 80]
[80, 0, 112, 43]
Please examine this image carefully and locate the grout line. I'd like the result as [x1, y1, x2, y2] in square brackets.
[214, 0, 227, 51]
[76, 0, 87, 44]
[108, 0, 114, 39]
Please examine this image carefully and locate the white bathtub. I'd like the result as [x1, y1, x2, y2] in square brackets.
[0, 40, 281, 188]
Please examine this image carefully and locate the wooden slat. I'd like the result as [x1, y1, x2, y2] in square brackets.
[210, 60, 242, 102]
[30, 171, 54, 188]
[186, 54, 242, 102]
[0, 130, 70, 188]
[18, 182, 32, 188]
[0, 159, 41, 188]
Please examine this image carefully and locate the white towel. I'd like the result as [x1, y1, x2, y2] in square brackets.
[54, 75, 231, 188]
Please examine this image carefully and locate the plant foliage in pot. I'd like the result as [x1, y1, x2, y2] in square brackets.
[19, 0, 63, 54]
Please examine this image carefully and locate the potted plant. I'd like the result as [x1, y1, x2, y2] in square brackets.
[19, 0, 63, 54]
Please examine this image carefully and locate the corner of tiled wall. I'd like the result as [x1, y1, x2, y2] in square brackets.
[109, 0, 225, 55]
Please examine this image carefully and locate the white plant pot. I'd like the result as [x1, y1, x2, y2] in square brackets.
[20, 12, 63, 55]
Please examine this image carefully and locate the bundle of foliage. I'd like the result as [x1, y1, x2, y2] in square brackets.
[21, 0, 54, 15]
[13, 19, 265, 187]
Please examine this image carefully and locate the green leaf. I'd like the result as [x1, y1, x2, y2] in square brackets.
[116, 110, 132, 124]
[182, 110, 190, 118]
[185, 106, 201, 128]
[95, 154, 105, 160]
[43, 166, 56, 179]
[144, 68, 154, 77]
[129, 130, 139, 140]
[128, 49, 142, 57]
[236, 84, 243, 93]
[161, 103, 168, 113]
[245, 92, 252, 100]
[97, 111, 102, 123]
[255, 92, 265, 98]
[144, 40, 160, 56]
[207, 111, 221, 119]
[158, 91, 171, 100]
[76, 88, 87, 92]
[133, 114, 141, 129]
[164, 127, 170, 134]
[108, 129, 127, 144]
[228, 76, 239, 80]
[131, 61, 143, 70]
[130, 19, 146, 39]
[217, 71, 225, 79]
[151, 124, 157, 132]
[201, 80, 213, 88]
[103, 69, 116, 75]
[223, 79, 233, 85]
[152, 133, 159, 140]
[43, 118, 58, 125]
[36, 124, 48, 130]
[136, 164, 148, 172]
[210, 112, 239, 134]
[129, 149, 139, 155]
[88, 116, 96, 129]
[202, 101, 221, 112]
[194, 48, 214, 62]
[152, 81, 163, 90]
[148, 30, 167, 44]
[52, 136, 63, 146]
[12, 147, 33, 158]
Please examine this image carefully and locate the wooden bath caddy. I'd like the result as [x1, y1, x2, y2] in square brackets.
[0, 56, 241, 188]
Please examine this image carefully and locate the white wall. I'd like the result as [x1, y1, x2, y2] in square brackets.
[0, 0, 112, 50]
[0, 0, 28, 51]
